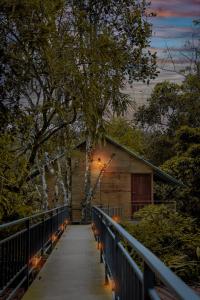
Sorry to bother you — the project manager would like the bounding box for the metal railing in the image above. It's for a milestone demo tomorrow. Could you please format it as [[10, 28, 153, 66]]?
[[92, 206, 200, 300], [132, 201, 176, 214], [0, 205, 69, 300], [96, 206, 124, 219]]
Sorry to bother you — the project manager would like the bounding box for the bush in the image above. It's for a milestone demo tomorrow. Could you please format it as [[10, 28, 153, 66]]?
[[122, 205, 200, 283]]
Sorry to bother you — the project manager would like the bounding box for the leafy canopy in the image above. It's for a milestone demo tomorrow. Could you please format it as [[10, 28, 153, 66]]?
[[123, 205, 200, 283], [106, 117, 145, 154]]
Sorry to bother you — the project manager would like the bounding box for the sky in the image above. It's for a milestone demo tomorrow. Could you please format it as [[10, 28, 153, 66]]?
[[128, 0, 200, 107], [150, 0, 200, 62]]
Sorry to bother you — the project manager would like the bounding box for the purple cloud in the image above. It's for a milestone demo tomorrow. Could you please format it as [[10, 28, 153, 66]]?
[[150, 0, 200, 17], [153, 26, 198, 38]]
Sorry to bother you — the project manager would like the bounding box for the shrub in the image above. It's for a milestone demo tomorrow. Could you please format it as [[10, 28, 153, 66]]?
[[122, 205, 200, 283]]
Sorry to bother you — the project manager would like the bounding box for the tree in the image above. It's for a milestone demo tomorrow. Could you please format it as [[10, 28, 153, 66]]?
[[0, 0, 79, 186], [135, 78, 200, 134], [159, 18, 200, 78], [123, 205, 200, 283], [142, 133, 175, 166], [161, 126, 200, 218], [75, 0, 158, 221], [0, 0, 158, 220], [134, 74, 200, 165], [106, 117, 145, 154]]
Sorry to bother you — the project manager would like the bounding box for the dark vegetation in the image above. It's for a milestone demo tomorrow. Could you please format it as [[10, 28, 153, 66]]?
[[122, 205, 200, 284]]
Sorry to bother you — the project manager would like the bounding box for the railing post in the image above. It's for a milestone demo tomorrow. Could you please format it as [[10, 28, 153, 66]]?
[[57, 208, 59, 230], [100, 240, 103, 263], [26, 219, 30, 289], [99, 214, 103, 264], [41, 215, 45, 255], [50, 211, 53, 250], [143, 262, 155, 300], [114, 234, 120, 300]]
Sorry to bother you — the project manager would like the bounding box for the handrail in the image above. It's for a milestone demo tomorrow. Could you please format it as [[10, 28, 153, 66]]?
[[0, 205, 69, 229], [0, 205, 69, 300], [92, 206, 199, 300]]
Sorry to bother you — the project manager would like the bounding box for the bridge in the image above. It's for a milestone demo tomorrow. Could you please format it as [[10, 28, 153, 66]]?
[[0, 206, 199, 300]]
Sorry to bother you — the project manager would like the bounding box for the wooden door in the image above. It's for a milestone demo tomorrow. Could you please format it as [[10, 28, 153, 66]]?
[[131, 174, 152, 214]]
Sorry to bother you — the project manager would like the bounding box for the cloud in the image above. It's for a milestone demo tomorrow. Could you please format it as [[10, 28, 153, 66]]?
[[153, 26, 198, 39], [150, 0, 200, 17], [155, 9, 200, 18]]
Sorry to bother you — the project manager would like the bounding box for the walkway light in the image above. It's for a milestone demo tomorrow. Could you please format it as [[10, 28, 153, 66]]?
[[64, 219, 69, 225], [94, 229, 99, 236], [60, 224, 64, 231], [110, 279, 116, 291], [31, 256, 42, 268], [98, 242, 104, 251], [112, 215, 120, 223], [52, 234, 57, 243]]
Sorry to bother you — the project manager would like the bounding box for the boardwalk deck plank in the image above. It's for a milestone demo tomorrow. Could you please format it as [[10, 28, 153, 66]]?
[[22, 225, 112, 300]]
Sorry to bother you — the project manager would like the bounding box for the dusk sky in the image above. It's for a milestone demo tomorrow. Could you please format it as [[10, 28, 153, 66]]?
[[150, 0, 200, 61], [128, 0, 200, 107]]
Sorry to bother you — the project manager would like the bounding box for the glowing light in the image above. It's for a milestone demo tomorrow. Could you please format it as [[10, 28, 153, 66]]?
[[94, 229, 99, 236], [93, 157, 104, 170], [31, 256, 42, 268], [99, 242, 104, 251], [52, 234, 57, 243], [97, 158, 102, 166], [110, 279, 116, 291], [60, 224, 64, 231], [64, 219, 69, 225], [112, 215, 120, 223]]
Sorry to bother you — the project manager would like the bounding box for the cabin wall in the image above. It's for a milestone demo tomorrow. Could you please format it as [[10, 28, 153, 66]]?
[[71, 141, 153, 220]]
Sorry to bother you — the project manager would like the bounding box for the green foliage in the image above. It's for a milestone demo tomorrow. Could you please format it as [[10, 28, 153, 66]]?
[[134, 81, 183, 133], [0, 0, 158, 221], [135, 75, 200, 134], [143, 133, 175, 165], [133, 77, 200, 164], [106, 117, 145, 154], [122, 205, 200, 283], [160, 126, 200, 218], [0, 133, 41, 222], [174, 126, 200, 153]]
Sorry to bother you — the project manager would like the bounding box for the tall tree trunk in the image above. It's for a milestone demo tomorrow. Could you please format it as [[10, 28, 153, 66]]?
[[82, 134, 93, 222], [36, 155, 49, 210], [41, 165, 48, 210], [66, 156, 72, 206], [87, 153, 115, 203], [57, 158, 68, 205]]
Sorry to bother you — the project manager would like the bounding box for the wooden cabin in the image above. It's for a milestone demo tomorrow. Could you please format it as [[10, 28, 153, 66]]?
[[71, 137, 181, 221]]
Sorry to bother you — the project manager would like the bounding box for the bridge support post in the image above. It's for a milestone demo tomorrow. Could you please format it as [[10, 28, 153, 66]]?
[[143, 262, 155, 300]]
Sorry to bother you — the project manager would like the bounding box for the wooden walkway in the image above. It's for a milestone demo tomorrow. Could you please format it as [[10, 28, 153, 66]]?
[[22, 225, 112, 300]]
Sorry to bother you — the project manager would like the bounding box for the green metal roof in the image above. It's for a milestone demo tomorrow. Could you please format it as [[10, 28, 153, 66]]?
[[105, 136, 183, 186]]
